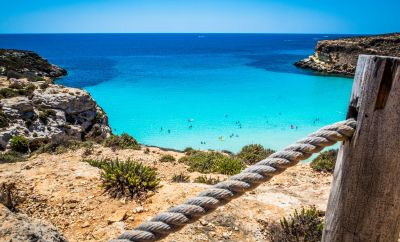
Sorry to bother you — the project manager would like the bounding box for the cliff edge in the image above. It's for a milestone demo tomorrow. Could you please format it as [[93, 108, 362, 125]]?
[[295, 33, 400, 76], [0, 49, 111, 151]]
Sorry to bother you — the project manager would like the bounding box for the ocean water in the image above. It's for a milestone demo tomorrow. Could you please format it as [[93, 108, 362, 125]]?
[[0, 34, 354, 152]]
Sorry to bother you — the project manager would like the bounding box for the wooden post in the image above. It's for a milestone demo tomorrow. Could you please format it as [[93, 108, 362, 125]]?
[[322, 55, 400, 241]]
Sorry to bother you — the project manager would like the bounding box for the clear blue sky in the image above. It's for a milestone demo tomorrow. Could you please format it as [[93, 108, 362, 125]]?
[[1, 0, 399, 34]]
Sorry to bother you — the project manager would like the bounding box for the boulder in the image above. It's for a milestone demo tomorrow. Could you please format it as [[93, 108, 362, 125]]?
[[0, 204, 68, 242]]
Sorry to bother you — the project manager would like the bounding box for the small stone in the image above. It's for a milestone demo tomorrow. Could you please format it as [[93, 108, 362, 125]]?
[[133, 206, 144, 214], [233, 226, 239, 231], [80, 221, 90, 228], [222, 232, 231, 239], [107, 210, 127, 224], [199, 220, 208, 226]]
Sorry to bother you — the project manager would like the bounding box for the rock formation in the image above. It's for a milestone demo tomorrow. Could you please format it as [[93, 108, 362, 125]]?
[[294, 33, 400, 76], [0, 49, 67, 80], [0, 204, 67, 242], [0, 49, 111, 150]]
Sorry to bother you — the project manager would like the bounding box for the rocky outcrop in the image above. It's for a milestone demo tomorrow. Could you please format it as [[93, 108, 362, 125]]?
[[0, 49, 111, 150], [0, 204, 67, 242], [295, 33, 400, 76], [0, 49, 67, 80], [0, 78, 111, 150]]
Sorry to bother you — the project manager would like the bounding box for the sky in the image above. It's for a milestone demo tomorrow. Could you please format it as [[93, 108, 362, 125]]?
[[0, 0, 399, 34]]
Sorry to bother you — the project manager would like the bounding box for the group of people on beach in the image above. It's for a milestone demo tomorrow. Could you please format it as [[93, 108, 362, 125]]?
[[154, 115, 324, 147]]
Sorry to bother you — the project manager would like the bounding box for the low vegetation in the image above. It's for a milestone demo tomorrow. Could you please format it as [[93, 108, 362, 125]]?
[[82, 145, 94, 157], [103, 133, 141, 150], [159, 154, 176, 163], [83, 158, 160, 199], [183, 147, 195, 154], [0, 88, 18, 99], [237, 144, 275, 164], [0, 151, 26, 164], [0, 110, 8, 128], [0, 84, 37, 99], [262, 206, 324, 242], [171, 172, 190, 183], [179, 150, 244, 175], [33, 139, 93, 154], [310, 149, 338, 173], [38, 108, 56, 123], [194, 175, 222, 185], [9, 135, 30, 153]]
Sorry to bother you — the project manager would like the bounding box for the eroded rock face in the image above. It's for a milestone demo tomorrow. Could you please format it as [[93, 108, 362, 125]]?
[[294, 33, 400, 76], [0, 78, 111, 150], [0, 49, 111, 150], [0, 204, 68, 242]]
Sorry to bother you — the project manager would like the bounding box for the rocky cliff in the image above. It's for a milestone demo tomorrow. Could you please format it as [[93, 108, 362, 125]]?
[[295, 33, 400, 76], [0, 49, 111, 151], [0, 49, 67, 80]]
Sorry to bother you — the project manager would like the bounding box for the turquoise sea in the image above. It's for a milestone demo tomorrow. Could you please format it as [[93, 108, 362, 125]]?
[[0, 34, 353, 152]]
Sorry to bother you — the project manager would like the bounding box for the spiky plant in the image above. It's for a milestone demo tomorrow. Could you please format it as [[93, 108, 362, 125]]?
[[84, 159, 160, 198]]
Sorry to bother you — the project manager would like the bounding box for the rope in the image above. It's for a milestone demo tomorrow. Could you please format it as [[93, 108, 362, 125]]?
[[111, 119, 356, 242]]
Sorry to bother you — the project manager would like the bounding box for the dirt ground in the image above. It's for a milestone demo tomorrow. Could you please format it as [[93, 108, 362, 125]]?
[[0, 145, 332, 242]]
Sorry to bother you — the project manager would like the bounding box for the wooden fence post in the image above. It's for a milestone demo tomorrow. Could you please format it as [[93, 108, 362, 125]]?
[[322, 55, 400, 241]]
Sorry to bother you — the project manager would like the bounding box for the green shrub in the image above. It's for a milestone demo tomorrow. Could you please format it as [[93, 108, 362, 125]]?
[[34, 76, 45, 82], [34, 141, 61, 154], [310, 149, 338, 173], [159, 154, 176, 163], [0, 110, 8, 128], [103, 133, 141, 150], [0, 88, 18, 99], [38, 109, 56, 123], [179, 151, 244, 175], [183, 147, 195, 154], [0, 151, 25, 164], [39, 82, 50, 89], [194, 175, 221, 185], [33, 139, 86, 154], [263, 206, 324, 242], [83, 159, 160, 198], [237, 144, 275, 165], [0, 85, 37, 99], [171, 172, 190, 183], [20, 84, 36, 96], [9, 136, 30, 153], [28, 138, 50, 152]]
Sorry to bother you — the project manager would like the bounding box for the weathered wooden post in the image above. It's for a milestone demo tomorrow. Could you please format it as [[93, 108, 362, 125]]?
[[322, 55, 400, 241]]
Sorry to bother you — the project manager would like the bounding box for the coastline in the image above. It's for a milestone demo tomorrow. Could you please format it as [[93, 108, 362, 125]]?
[[294, 33, 400, 76]]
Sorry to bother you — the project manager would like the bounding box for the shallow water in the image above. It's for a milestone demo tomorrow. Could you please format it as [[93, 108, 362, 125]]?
[[0, 34, 353, 151]]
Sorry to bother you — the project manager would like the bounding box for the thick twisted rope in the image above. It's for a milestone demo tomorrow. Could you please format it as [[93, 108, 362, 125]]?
[[111, 119, 356, 242]]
